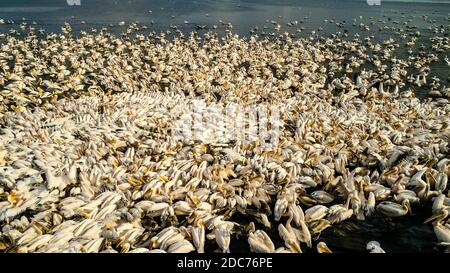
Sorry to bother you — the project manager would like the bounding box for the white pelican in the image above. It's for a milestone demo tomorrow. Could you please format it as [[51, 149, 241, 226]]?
[[286, 205, 311, 248], [424, 209, 450, 245], [278, 211, 303, 253], [128, 248, 151, 253], [214, 223, 231, 253], [190, 219, 205, 253], [432, 194, 447, 214], [274, 197, 289, 221]]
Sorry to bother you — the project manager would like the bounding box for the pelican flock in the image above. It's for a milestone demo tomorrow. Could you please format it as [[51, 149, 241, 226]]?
[[0, 10, 449, 253]]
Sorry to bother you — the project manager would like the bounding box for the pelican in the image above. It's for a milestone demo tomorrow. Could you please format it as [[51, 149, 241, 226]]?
[[214, 223, 232, 253], [166, 239, 195, 253], [367, 241, 386, 253], [432, 194, 447, 214], [190, 219, 205, 253], [365, 192, 376, 216], [444, 57, 450, 67], [326, 205, 352, 225], [288, 205, 312, 248], [304, 205, 328, 222], [278, 211, 302, 253], [128, 248, 151, 253], [274, 197, 288, 221]]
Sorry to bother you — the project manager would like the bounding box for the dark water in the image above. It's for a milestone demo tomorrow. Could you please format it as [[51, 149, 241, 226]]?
[[0, 0, 449, 252], [0, 0, 448, 34]]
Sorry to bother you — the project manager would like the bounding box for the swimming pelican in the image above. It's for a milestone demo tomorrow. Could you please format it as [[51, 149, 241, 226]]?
[[432, 194, 448, 214]]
